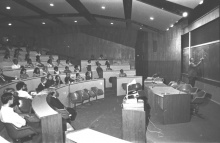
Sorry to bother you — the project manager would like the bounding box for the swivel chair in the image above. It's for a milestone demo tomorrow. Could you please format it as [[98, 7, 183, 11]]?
[[191, 90, 207, 117], [69, 92, 82, 109], [91, 87, 104, 100]]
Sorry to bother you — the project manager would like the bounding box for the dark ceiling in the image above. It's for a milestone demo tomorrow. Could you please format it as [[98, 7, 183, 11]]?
[[0, 0, 217, 32]]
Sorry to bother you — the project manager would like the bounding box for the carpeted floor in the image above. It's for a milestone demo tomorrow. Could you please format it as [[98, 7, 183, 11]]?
[[1, 88, 220, 143]]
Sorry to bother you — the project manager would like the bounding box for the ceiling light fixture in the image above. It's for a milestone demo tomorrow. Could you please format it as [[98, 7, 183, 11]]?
[[101, 6, 106, 10], [140, 27, 142, 29], [199, 0, 203, 4], [166, 28, 169, 31], [50, 3, 54, 7], [6, 6, 11, 10], [42, 22, 46, 25], [110, 22, 114, 25], [170, 24, 174, 27], [150, 17, 154, 20], [8, 23, 12, 26], [182, 12, 188, 17], [74, 20, 77, 23]]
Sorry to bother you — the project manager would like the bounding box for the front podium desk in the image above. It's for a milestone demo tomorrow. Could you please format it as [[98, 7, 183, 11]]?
[[32, 93, 64, 143], [145, 83, 191, 124]]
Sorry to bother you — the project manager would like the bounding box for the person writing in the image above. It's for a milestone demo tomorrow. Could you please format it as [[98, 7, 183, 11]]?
[[188, 57, 204, 87], [119, 69, 127, 77]]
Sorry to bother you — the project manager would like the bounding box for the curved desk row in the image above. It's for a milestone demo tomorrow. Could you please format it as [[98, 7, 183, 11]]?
[[111, 76, 143, 96], [92, 70, 136, 88], [81, 64, 130, 73]]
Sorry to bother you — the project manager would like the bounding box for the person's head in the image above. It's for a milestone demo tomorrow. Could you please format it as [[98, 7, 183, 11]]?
[[55, 75, 61, 81], [54, 66, 58, 71], [16, 81, 26, 91], [47, 59, 52, 64], [13, 59, 18, 65], [74, 65, 78, 69], [41, 77, 47, 84], [20, 68, 27, 74], [88, 60, 91, 63], [1, 92, 14, 105], [42, 66, 48, 72], [27, 58, 32, 64], [120, 69, 124, 74], [33, 67, 40, 74], [56, 59, 60, 64], [65, 66, 69, 70], [0, 68, 3, 74], [66, 59, 70, 64], [100, 54, 103, 58], [47, 74, 53, 80], [76, 73, 80, 78], [190, 58, 194, 63]]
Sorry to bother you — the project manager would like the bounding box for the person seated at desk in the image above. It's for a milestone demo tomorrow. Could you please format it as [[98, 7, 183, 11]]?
[[54, 66, 61, 75], [65, 73, 75, 84], [96, 63, 103, 78], [16, 82, 33, 99], [119, 69, 127, 77], [63, 66, 72, 74], [65, 59, 73, 67], [99, 54, 104, 60], [25, 59, 35, 68], [87, 60, 92, 71], [35, 57, 44, 67], [0, 92, 42, 143], [36, 77, 47, 92], [105, 60, 112, 71], [85, 71, 92, 80], [20, 68, 29, 79], [74, 65, 80, 73], [0, 68, 17, 85], [33, 67, 41, 77], [54, 75, 63, 86], [45, 74, 55, 88], [75, 73, 84, 82], [11, 59, 21, 69], [47, 59, 54, 68], [56, 59, 63, 67], [42, 66, 50, 76], [48, 91, 77, 122]]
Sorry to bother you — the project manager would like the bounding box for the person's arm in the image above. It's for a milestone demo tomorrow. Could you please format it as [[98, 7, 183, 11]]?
[[3, 74, 16, 81], [191, 58, 204, 68], [23, 91, 33, 99]]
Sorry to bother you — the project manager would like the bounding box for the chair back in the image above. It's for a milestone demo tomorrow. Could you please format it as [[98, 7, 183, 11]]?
[[177, 84, 192, 93], [18, 97, 32, 113], [84, 89, 96, 98], [4, 123, 36, 140], [69, 92, 82, 103], [133, 83, 142, 91], [91, 87, 103, 96], [82, 89, 91, 100], [192, 90, 206, 104]]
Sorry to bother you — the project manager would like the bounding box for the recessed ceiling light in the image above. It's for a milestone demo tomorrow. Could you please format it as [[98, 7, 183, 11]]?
[[50, 3, 54, 7], [140, 27, 142, 29], [170, 24, 174, 27], [74, 20, 77, 23], [182, 12, 188, 17], [176, 21, 178, 23], [42, 22, 46, 25], [8, 23, 12, 26], [101, 6, 106, 10], [6, 6, 11, 10], [150, 17, 154, 20], [167, 28, 169, 31], [110, 22, 114, 25], [199, 0, 203, 4]]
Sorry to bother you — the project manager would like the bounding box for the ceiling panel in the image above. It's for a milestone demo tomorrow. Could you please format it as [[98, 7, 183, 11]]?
[[58, 17, 90, 25], [96, 17, 126, 28], [131, 23, 155, 33], [132, 0, 182, 31], [26, 0, 78, 14], [24, 19, 59, 27], [0, 0, 40, 16], [0, 20, 31, 27], [166, 0, 202, 9], [80, 0, 125, 19]]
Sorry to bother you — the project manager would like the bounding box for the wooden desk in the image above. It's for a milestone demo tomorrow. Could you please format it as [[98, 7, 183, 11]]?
[[32, 93, 63, 143], [66, 128, 132, 143], [145, 84, 191, 124], [112, 76, 143, 96]]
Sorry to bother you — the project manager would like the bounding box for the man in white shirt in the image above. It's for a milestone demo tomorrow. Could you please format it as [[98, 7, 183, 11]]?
[[0, 92, 42, 142], [11, 59, 21, 69], [16, 82, 33, 99]]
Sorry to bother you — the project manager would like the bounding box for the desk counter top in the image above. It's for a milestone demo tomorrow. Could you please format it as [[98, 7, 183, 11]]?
[[150, 86, 186, 97]]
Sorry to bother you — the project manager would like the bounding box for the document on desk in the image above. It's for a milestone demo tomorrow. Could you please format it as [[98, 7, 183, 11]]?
[[151, 86, 184, 97]]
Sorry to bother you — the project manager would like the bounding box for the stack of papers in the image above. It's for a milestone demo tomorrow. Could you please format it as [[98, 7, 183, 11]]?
[[122, 99, 144, 111]]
